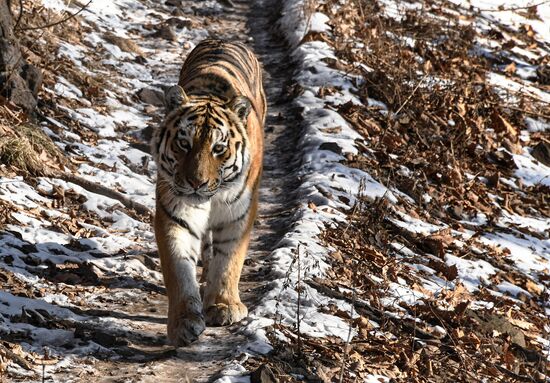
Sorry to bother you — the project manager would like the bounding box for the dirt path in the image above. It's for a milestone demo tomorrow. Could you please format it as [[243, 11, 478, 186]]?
[[5, 0, 550, 382], [52, 0, 299, 381]]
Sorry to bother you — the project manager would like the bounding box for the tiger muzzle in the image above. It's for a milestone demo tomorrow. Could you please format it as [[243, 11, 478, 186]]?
[[187, 177, 209, 191], [173, 171, 220, 200]]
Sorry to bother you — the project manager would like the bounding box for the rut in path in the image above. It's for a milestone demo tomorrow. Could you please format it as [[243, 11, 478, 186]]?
[[58, 0, 303, 381]]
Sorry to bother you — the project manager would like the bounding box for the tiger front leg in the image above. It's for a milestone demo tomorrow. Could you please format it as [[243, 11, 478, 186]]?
[[203, 225, 251, 326], [156, 216, 206, 346], [199, 230, 213, 298], [200, 230, 213, 282]]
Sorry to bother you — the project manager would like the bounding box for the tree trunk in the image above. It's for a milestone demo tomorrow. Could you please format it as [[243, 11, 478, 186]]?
[[0, 0, 41, 113]]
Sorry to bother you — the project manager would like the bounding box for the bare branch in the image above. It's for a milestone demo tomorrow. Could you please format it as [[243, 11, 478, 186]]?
[[15, 0, 92, 31], [476, 0, 550, 12]]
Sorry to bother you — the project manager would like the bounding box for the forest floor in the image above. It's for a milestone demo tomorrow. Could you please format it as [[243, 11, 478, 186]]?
[[0, 0, 549, 382]]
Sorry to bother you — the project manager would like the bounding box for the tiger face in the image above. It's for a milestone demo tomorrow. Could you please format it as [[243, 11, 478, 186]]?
[[154, 85, 252, 203]]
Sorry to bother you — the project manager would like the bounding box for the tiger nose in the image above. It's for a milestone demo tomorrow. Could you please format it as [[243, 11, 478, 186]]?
[[187, 177, 208, 190]]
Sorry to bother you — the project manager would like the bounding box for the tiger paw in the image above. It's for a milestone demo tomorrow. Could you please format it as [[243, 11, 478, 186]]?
[[167, 313, 205, 346], [204, 302, 248, 326]]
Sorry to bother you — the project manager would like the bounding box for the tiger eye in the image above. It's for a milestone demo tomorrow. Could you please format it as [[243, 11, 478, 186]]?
[[177, 140, 190, 152], [152, 39, 265, 346], [213, 144, 226, 155]]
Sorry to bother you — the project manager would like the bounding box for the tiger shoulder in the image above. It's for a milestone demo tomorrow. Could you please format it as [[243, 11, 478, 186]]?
[[151, 39, 266, 346]]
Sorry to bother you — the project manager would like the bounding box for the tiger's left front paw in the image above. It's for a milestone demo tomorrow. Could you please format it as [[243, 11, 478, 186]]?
[[204, 302, 248, 326]]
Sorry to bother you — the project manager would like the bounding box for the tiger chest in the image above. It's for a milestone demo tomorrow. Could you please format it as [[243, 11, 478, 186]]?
[[208, 180, 252, 232]]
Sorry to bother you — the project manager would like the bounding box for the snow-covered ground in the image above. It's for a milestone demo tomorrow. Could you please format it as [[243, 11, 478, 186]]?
[[0, 0, 549, 380], [227, 0, 550, 380], [1, 0, 212, 378]]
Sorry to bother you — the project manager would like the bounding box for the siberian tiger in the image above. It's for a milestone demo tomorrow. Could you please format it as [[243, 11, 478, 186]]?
[[151, 39, 266, 346]]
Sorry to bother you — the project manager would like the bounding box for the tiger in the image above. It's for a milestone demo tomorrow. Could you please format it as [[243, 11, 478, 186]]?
[[151, 39, 266, 347]]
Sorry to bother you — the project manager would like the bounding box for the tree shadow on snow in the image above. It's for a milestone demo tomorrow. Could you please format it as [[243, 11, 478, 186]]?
[[0, 230, 196, 363]]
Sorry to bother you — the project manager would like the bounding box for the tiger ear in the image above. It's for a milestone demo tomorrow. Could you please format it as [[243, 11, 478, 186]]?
[[228, 96, 251, 121], [165, 85, 188, 111]]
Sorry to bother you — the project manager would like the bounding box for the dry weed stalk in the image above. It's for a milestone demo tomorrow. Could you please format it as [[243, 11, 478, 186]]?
[[296, 244, 303, 355], [338, 289, 355, 383]]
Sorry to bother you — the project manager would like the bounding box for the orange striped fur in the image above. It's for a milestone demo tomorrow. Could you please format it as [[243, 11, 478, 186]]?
[[151, 39, 265, 346]]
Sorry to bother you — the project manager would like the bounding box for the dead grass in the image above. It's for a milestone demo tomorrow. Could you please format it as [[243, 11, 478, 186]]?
[[322, 0, 550, 221], [250, 0, 550, 381], [0, 122, 65, 176], [319, 195, 549, 382]]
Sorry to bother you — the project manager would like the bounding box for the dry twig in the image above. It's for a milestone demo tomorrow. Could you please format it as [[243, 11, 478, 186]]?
[[476, 0, 550, 12], [15, 0, 92, 31]]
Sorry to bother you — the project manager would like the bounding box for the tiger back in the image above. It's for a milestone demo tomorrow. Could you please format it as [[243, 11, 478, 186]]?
[[179, 39, 266, 123], [152, 39, 265, 347]]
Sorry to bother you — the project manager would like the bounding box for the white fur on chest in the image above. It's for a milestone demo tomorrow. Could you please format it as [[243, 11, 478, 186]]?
[[210, 182, 250, 227], [170, 198, 211, 235], [160, 172, 250, 236]]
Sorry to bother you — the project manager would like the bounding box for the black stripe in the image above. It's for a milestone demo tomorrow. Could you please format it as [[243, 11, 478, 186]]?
[[212, 237, 239, 245], [220, 107, 247, 168], [156, 127, 168, 155], [213, 64, 235, 78], [161, 164, 173, 176], [213, 247, 230, 257], [227, 169, 250, 204], [223, 142, 241, 176], [216, 65, 239, 82], [160, 203, 199, 239], [211, 115, 224, 126], [237, 124, 246, 163], [185, 250, 199, 263], [224, 141, 246, 183], [221, 57, 247, 78], [227, 43, 254, 71], [157, 106, 192, 154], [212, 209, 249, 232]]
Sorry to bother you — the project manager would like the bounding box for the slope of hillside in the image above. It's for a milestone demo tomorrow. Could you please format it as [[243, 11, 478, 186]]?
[[240, 0, 549, 381], [0, 0, 548, 382]]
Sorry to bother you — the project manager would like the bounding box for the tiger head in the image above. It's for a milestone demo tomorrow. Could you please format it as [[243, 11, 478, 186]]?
[[153, 85, 252, 203]]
